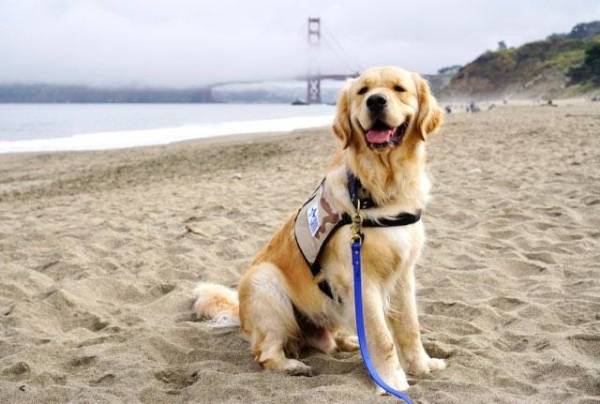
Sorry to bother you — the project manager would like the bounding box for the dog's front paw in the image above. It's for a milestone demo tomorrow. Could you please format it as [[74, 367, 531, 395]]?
[[407, 353, 446, 376], [374, 371, 409, 395], [427, 357, 446, 372]]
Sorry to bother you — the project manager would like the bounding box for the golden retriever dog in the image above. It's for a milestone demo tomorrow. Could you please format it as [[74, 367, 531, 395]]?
[[193, 66, 446, 394]]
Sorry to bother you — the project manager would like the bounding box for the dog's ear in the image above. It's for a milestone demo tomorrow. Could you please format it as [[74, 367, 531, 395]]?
[[412, 73, 443, 140], [332, 81, 353, 149]]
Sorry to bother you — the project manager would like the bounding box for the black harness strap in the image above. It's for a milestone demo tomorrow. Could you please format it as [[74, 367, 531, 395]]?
[[341, 211, 421, 228], [307, 171, 421, 301], [317, 280, 336, 300]]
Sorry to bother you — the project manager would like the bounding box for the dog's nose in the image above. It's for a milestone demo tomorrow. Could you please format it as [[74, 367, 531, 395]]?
[[366, 94, 387, 113]]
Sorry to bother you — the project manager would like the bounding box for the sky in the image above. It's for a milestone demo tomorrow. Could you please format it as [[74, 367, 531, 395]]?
[[1, 0, 599, 87]]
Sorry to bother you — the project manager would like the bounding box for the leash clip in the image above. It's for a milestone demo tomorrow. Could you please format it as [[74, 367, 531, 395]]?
[[351, 199, 363, 244]]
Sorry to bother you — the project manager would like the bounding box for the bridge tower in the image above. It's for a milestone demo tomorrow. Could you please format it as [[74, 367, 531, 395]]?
[[306, 17, 321, 104]]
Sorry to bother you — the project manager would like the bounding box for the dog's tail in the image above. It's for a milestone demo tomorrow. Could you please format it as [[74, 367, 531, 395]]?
[[192, 283, 240, 328]]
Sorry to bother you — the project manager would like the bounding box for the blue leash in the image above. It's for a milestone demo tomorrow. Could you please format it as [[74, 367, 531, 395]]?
[[352, 240, 413, 403]]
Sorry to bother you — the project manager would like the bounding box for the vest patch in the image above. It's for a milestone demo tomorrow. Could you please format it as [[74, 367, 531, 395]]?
[[306, 198, 320, 237]]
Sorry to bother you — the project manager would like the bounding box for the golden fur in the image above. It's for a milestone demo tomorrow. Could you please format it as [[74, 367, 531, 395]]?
[[193, 66, 446, 393]]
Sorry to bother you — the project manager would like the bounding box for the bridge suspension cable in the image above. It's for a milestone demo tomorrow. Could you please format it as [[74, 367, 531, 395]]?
[[322, 26, 363, 74]]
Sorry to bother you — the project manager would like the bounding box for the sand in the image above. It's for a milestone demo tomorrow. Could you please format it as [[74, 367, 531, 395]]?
[[1, 104, 599, 404]]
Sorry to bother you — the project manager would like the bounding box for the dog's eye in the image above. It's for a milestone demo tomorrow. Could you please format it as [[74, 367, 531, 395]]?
[[394, 84, 405, 92], [357, 87, 368, 95]]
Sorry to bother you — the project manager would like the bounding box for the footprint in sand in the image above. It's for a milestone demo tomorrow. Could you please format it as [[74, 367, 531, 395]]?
[[90, 373, 116, 386], [488, 229, 519, 240], [568, 334, 600, 361], [67, 355, 97, 369], [424, 301, 483, 321], [496, 259, 546, 277], [488, 296, 526, 312], [524, 252, 556, 265], [154, 367, 200, 389], [493, 333, 530, 353], [43, 290, 110, 332], [1, 362, 31, 379], [532, 221, 556, 231]]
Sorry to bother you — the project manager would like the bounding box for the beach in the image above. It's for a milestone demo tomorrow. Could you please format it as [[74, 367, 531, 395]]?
[[1, 104, 599, 403]]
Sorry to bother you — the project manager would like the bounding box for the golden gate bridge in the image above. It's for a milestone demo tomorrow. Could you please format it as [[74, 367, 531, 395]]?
[[205, 17, 360, 104]]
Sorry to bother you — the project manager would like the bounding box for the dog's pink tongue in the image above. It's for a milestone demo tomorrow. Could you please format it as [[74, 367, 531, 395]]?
[[366, 128, 394, 144]]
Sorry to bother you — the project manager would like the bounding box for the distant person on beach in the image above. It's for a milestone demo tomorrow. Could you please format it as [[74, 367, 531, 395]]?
[[468, 101, 480, 113]]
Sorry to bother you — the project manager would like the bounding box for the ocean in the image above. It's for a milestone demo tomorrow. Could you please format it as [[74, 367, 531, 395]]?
[[0, 103, 335, 153]]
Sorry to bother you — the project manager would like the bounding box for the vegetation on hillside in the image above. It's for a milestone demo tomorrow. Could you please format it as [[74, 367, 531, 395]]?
[[568, 43, 600, 85], [442, 21, 600, 99]]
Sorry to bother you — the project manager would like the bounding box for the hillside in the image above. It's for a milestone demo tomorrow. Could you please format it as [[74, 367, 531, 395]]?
[[441, 21, 600, 100]]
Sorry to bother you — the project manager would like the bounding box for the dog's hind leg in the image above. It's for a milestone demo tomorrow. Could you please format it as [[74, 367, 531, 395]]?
[[238, 262, 312, 376]]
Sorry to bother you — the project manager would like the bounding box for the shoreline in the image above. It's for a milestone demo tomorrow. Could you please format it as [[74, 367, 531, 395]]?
[[2, 99, 596, 155], [3, 99, 597, 156]]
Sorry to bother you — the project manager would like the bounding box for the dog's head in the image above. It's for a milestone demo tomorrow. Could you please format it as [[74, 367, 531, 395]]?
[[333, 66, 443, 152]]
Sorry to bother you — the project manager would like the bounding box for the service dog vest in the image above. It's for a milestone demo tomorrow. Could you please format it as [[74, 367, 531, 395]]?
[[294, 180, 345, 269]]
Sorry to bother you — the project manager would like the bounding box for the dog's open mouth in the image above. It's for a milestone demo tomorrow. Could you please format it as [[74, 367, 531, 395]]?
[[365, 120, 408, 149]]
